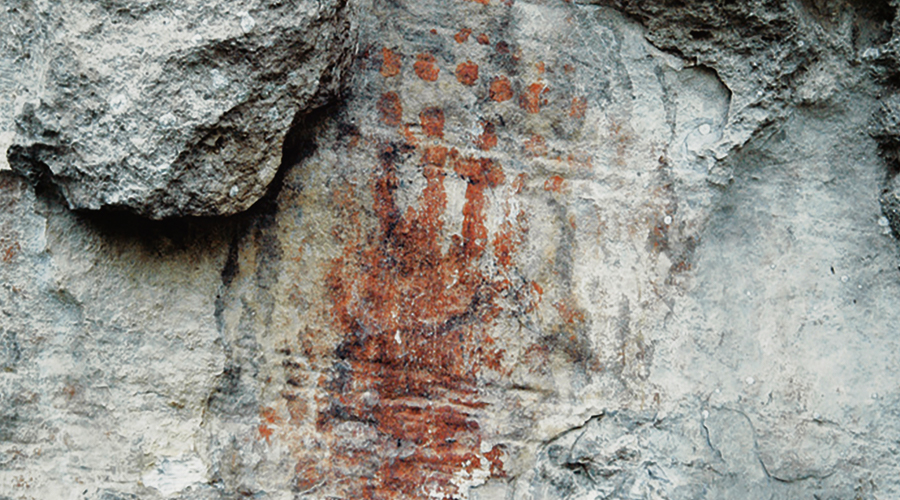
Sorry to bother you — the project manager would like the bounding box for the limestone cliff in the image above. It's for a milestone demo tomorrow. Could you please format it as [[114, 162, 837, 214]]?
[[2, 0, 900, 499]]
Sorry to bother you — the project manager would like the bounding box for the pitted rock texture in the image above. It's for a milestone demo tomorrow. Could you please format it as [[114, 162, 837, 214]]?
[[2, 0, 355, 218], [2, 0, 900, 499]]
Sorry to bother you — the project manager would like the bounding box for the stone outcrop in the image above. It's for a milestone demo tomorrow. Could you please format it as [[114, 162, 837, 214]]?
[[2, 0, 355, 218], [2, 0, 900, 499]]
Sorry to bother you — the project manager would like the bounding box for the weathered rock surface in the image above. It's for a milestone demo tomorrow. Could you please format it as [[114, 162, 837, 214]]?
[[2, 0, 355, 218], [3, 0, 900, 499]]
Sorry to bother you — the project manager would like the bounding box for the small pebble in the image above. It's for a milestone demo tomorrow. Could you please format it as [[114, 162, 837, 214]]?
[[239, 12, 256, 33]]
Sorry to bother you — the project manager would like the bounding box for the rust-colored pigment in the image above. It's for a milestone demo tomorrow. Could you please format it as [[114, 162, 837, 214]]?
[[519, 83, 547, 114], [476, 33, 490, 45], [381, 47, 402, 78], [489, 76, 513, 102], [524, 134, 547, 157], [314, 128, 524, 497], [414, 53, 440, 81], [544, 175, 566, 193], [476, 121, 498, 151], [570, 96, 587, 118], [378, 92, 403, 126], [455, 28, 472, 43], [456, 61, 479, 86], [419, 107, 446, 138]]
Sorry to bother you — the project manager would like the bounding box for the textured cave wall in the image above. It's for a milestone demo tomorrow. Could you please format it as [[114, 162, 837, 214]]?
[[3, 0, 900, 499]]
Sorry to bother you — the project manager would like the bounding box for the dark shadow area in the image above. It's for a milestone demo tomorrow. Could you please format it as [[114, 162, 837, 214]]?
[[44, 99, 342, 256]]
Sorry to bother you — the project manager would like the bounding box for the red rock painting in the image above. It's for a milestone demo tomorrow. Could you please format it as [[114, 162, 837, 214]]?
[[489, 76, 513, 102], [309, 92, 531, 496], [456, 61, 479, 86], [414, 53, 440, 81], [381, 48, 402, 78]]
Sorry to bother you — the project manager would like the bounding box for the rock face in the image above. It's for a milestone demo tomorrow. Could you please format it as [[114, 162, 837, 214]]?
[[2, 0, 900, 499], [2, 0, 355, 218]]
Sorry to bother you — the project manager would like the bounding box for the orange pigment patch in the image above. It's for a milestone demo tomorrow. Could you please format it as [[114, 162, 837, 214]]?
[[476, 121, 498, 151], [536, 61, 545, 74], [414, 53, 440, 81], [456, 61, 479, 86], [570, 96, 587, 118], [476, 33, 490, 45], [258, 424, 273, 443], [489, 76, 513, 102], [419, 107, 445, 138], [544, 175, 566, 193], [519, 83, 548, 114], [455, 28, 472, 43], [377, 92, 403, 126], [380, 48, 402, 78]]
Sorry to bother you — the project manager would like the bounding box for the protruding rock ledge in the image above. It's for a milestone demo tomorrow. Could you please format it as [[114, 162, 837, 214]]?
[[4, 0, 356, 219]]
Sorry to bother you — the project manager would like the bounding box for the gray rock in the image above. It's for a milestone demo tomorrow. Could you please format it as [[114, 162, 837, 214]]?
[[3, 0, 355, 218], [2, 0, 900, 498]]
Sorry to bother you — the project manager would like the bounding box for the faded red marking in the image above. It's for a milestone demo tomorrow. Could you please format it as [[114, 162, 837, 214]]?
[[456, 60, 479, 86], [554, 298, 586, 324], [570, 96, 587, 118], [495, 41, 510, 54], [476, 33, 490, 45], [544, 175, 566, 193], [381, 47, 402, 78], [492, 207, 527, 269], [378, 92, 403, 126], [430, 28, 438, 34], [563, 63, 576, 74], [476, 121, 498, 151], [465, 0, 490, 4], [519, 83, 548, 114], [414, 53, 440, 81], [524, 134, 547, 156], [489, 76, 513, 102], [419, 107, 445, 138], [536, 61, 545, 74], [455, 28, 472, 43], [258, 424, 273, 443], [260, 406, 280, 424], [512, 173, 527, 194], [402, 124, 419, 146], [484, 445, 507, 477], [567, 151, 593, 171], [1, 242, 19, 263]]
